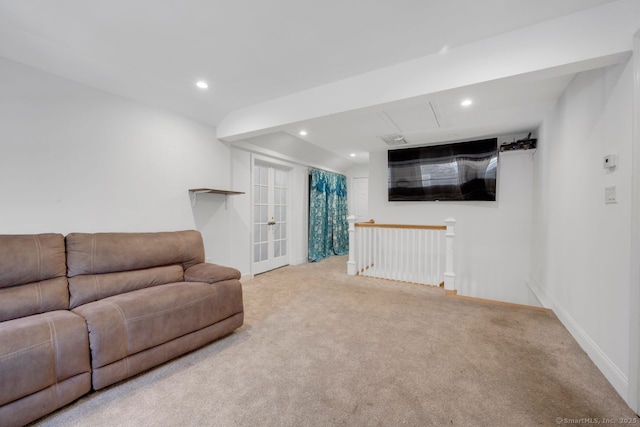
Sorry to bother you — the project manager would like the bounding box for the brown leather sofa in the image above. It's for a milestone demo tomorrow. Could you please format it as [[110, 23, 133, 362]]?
[[0, 234, 92, 427], [0, 230, 244, 427]]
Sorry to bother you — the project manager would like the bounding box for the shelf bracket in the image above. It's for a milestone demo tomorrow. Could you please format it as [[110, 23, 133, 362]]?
[[189, 190, 209, 208]]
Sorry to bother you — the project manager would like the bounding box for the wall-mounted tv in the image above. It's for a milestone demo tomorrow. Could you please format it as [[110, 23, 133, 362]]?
[[388, 138, 498, 201]]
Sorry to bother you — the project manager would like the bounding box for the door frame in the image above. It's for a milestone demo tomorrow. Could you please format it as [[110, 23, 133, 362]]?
[[251, 154, 293, 275]]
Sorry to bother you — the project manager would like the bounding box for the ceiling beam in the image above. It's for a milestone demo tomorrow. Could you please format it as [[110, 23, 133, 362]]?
[[217, 0, 639, 142]]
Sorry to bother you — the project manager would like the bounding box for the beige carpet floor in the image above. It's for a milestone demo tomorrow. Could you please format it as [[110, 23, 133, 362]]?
[[32, 255, 636, 426]]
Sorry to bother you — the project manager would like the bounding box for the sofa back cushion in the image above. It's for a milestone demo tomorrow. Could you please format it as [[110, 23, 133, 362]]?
[[68, 265, 184, 309], [0, 234, 69, 322], [66, 230, 205, 308]]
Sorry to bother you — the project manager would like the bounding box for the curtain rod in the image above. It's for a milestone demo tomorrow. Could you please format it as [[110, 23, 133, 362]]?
[[308, 167, 346, 178]]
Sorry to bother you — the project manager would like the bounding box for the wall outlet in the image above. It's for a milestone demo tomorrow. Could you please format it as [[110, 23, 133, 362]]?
[[605, 186, 617, 204]]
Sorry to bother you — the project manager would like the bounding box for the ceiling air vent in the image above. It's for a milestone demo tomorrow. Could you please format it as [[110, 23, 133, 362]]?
[[380, 134, 408, 146]]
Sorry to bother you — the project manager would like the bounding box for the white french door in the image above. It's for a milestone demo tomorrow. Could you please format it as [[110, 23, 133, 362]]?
[[252, 161, 290, 274]]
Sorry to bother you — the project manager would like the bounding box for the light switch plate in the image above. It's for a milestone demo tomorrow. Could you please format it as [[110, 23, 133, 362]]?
[[605, 186, 617, 204]]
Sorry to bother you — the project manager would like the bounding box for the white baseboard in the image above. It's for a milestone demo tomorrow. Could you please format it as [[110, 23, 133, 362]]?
[[527, 278, 628, 400], [291, 257, 308, 266]]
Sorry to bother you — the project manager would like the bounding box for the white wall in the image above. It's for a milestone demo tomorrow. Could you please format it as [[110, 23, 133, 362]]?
[[368, 135, 538, 306], [0, 57, 233, 266], [531, 60, 633, 400], [229, 149, 253, 276], [629, 30, 640, 414]]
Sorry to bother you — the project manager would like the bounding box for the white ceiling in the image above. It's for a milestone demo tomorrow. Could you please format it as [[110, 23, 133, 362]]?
[[279, 72, 576, 162], [0, 0, 624, 166]]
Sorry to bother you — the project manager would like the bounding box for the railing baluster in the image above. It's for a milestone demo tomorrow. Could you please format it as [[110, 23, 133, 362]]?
[[368, 227, 372, 275], [358, 225, 363, 275], [387, 228, 391, 280], [349, 219, 455, 291], [359, 226, 364, 275], [384, 228, 389, 280], [399, 229, 404, 282], [422, 230, 427, 285], [365, 227, 369, 275], [410, 229, 413, 282], [429, 230, 434, 285], [436, 230, 440, 284], [400, 228, 404, 282], [393, 228, 399, 281], [379, 228, 384, 279], [396, 229, 400, 282], [347, 215, 356, 275], [368, 227, 373, 275], [416, 229, 421, 284], [406, 228, 410, 282], [423, 230, 428, 285], [375, 228, 380, 278], [413, 229, 417, 283], [428, 230, 432, 284], [410, 229, 414, 283], [400, 229, 404, 282], [378, 228, 382, 279], [420, 230, 425, 284], [444, 218, 456, 291], [389, 228, 393, 280], [371, 227, 376, 277], [424, 230, 428, 285], [374, 228, 382, 280]]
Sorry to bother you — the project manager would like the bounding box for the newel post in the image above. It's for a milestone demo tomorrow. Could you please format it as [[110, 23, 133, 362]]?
[[347, 215, 356, 275], [444, 218, 456, 291]]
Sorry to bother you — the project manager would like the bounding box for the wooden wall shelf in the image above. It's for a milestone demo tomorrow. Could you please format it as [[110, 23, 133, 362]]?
[[188, 188, 245, 207]]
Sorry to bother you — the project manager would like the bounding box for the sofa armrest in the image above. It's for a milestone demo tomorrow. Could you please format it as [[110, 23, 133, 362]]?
[[184, 263, 241, 284]]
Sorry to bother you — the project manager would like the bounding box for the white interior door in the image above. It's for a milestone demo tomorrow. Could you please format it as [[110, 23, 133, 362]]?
[[252, 162, 289, 274], [352, 177, 369, 222]]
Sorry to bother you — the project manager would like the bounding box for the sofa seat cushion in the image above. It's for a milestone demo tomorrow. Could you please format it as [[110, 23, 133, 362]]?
[[72, 280, 243, 369], [0, 310, 91, 407]]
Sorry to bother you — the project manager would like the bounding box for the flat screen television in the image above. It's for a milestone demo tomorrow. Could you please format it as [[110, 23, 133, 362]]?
[[388, 138, 498, 201]]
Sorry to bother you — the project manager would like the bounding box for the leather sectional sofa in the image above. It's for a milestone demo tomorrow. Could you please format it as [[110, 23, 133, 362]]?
[[0, 230, 244, 427]]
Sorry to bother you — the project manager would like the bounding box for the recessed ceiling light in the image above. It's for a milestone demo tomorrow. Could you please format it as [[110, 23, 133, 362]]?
[[461, 99, 473, 107], [299, 130, 307, 136], [196, 81, 208, 89], [350, 153, 356, 157]]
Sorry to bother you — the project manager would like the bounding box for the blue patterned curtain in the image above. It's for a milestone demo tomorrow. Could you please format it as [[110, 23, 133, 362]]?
[[309, 169, 349, 262]]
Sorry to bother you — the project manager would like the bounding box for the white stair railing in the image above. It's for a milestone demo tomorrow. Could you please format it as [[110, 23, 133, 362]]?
[[347, 216, 456, 290]]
